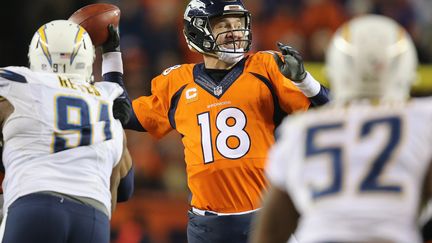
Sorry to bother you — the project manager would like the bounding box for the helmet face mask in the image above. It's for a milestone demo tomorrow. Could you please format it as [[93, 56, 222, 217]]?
[[325, 15, 418, 102], [211, 15, 251, 53], [28, 20, 95, 83], [183, 0, 252, 58]]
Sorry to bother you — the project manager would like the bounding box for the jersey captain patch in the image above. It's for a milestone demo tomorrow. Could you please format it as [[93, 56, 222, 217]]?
[[185, 87, 198, 103]]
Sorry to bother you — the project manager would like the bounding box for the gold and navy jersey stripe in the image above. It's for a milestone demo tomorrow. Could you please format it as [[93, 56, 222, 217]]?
[[0, 68, 27, 83]]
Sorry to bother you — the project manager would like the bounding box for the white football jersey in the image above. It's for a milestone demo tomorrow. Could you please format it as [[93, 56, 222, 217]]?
[[0, 66, 124, 217], [267, 99, 432, 243]]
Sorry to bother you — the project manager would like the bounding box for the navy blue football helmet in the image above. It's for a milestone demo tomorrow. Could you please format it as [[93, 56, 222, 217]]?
[[183, 0, 252, 55]]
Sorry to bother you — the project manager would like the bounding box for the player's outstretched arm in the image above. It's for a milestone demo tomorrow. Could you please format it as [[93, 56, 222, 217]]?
[[250, 185, 299, 243], [101, 25, 133, 126], [110, 132, 133, 213], [272, 43, 330, 107]]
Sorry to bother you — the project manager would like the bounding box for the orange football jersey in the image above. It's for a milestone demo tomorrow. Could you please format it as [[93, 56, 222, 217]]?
[[132, 51, 311, 213]]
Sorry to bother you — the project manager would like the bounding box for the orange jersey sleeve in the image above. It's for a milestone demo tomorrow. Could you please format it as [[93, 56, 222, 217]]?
[[248, 51, 311, 114], [132, 65, 194, 139]]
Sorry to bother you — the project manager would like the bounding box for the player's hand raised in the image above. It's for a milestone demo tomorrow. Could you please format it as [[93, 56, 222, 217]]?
[[272, 42, 306, 83], [102, 24, 120, 53], [113, 96, 131, 126]]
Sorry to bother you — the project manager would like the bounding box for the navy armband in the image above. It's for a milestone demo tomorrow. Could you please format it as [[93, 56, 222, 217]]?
[[117, 166, 134, 202], [308, 85, 330, 107]]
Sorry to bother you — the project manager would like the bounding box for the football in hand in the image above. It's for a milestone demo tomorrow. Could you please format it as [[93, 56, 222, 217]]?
[[68, 3, 120, 46]]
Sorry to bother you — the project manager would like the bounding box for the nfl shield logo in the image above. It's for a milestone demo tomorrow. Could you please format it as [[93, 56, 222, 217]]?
[[213, 86, 223, 96]]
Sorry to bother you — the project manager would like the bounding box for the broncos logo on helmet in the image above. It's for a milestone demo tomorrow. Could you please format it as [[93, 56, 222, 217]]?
[[184, 0, 206, 19]]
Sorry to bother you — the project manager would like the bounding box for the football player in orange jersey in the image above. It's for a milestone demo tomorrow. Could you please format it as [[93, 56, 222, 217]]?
[[115, 0, 330, 242]]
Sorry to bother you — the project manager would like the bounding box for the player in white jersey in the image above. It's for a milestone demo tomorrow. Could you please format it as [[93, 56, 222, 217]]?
[[250, 15, 432, 243], [0, 20, 133, 243]]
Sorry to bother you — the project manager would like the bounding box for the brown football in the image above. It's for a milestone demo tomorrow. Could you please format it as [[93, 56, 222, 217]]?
[[68, 3, 120, 46]]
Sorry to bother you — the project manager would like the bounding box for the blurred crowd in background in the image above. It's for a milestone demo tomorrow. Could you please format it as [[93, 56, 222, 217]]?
[[1, 0, 432, 242]]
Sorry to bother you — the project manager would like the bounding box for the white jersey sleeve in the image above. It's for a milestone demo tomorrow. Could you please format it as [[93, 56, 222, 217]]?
[[0, 66, 30, 98], [94, 81, 123, 101]]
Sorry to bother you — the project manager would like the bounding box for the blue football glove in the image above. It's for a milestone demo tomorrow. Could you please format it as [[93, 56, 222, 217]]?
[[272, 42, 306, 82]]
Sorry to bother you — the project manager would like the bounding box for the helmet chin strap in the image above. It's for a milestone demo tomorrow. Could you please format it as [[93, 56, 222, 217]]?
[[217, 47, 245, 65]]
